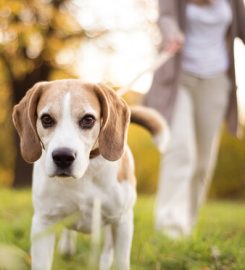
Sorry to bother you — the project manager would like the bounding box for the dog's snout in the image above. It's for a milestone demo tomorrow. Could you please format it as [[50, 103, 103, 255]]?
[[52, 148, 76, 169]]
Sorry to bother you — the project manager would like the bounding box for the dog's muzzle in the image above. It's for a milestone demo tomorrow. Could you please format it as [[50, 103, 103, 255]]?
[[52, 148, 76, 177]]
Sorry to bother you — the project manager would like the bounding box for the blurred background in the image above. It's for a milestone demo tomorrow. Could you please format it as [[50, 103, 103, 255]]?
[[0, 0, 245, 199]]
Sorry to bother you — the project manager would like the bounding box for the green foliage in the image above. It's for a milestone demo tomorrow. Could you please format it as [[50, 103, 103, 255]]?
[[0, 189, 244, 270], [210, 127, 245, 199], [132, 196, 245, 270]]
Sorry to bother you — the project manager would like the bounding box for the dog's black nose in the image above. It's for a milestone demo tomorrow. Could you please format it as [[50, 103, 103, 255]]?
[[52, 148, 76, 169]]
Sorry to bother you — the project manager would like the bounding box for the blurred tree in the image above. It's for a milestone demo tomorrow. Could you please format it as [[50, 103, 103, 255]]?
[[0, 0, 104, 187]]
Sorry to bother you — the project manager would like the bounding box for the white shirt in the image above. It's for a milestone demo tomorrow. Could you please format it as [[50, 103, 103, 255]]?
[[182, 0, 232, 78]]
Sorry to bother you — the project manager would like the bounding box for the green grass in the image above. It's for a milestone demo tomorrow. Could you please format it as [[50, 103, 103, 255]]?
[[0, 189, 244, 270]]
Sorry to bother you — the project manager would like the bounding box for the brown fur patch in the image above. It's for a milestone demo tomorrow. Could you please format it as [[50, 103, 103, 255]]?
[[12, 82, 46, 163], [93, 83, 130, 161], [117, 148, 136, 186]]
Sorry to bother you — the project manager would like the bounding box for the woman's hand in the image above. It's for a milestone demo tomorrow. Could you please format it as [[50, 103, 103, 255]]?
[[163, 32, 185, 54], [159, 16, 185, 54]]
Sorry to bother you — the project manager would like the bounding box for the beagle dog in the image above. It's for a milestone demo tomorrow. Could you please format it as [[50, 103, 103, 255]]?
[[12, 80, 169, 270]]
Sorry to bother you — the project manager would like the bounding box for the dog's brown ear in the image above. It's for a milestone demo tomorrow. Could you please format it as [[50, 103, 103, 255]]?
[[94, 83, 130, 161], [12, 82, 45, 163]]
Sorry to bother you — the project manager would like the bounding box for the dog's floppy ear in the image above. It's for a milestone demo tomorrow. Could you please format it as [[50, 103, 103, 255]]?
[[94, 83, 130, 161], [12, 82, 46, 163]]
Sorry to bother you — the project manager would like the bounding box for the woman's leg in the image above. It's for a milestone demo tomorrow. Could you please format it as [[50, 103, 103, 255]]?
[[155, 86, 196, 238], [190, 73, 231, 225]]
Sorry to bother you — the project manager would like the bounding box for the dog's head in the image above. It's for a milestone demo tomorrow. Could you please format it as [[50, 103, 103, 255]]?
[[12, 80, 130, 179]]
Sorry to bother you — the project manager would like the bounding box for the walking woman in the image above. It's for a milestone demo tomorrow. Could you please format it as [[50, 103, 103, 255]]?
[[144, 0, 245, 238]]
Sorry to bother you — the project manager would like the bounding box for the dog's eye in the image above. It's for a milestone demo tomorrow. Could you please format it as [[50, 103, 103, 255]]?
[[79, 114, 96, 129], [41, 114, 55, 128]]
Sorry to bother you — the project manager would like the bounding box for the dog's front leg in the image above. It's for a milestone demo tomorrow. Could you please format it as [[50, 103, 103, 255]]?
[[100, 225, 114, 270], [31, 214, 56, 270], [112, 210, 134, 270]]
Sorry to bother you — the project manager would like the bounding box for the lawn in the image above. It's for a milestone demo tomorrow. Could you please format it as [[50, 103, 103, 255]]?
[[0, 189, 244, 270]]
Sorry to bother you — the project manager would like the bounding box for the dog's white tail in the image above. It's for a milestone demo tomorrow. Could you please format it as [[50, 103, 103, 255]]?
[[130, 106, 170, 153]]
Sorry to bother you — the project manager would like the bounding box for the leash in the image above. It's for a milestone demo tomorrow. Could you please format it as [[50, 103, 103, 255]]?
[[116, 51, 174, 97]]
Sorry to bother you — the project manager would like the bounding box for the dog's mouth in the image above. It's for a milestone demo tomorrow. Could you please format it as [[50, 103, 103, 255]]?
[[57, 172, 71, 177], [49, 169, 75, 179]]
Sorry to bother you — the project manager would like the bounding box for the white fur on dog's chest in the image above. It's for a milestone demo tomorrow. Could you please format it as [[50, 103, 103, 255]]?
[[33, 157, 136, 233], [74, 181, 134, 233]]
